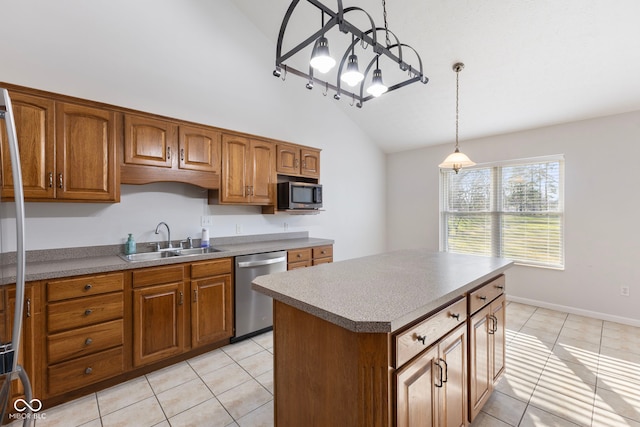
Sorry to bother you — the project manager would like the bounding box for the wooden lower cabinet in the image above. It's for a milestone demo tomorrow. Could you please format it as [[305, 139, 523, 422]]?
[[287, 245, 333, 270], [468, 281, 506, 422], [133, 283, 185, 367], [190, 259, 233, 348]]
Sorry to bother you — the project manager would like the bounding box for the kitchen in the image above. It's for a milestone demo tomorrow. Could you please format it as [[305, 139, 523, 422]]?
[[1, 0, 639, 426]]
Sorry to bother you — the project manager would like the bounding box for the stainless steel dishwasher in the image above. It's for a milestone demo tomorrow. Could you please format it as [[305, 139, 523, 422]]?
[[233, 250, 287, 342]]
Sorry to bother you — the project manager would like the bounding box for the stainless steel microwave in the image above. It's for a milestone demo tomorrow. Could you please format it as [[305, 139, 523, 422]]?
[[277, 182, 322, 210]]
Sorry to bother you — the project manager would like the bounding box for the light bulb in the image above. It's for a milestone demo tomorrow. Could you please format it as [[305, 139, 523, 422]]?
[[340, 54, 364, 87], [309, 37, 336, 74], [366, 69, 388, 97]]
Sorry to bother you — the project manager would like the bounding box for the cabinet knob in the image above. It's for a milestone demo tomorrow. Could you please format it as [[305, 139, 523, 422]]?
[[84, 309, 93, 316], [85, 338, 93, 346], [85, 367, 93, 375], [450, 313, 460, 321], [321, 250, 326, 254], [416, 334, 427, 345], [84, 284, 92, 291], [297, 254, 302, 258]]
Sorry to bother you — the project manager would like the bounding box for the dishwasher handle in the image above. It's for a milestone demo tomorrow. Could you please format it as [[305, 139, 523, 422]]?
[[237, 256, 287, 268]]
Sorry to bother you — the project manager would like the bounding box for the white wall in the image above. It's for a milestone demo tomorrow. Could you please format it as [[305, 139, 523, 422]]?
[[0, 0, 387, 261], [388, 111, 640, 324]]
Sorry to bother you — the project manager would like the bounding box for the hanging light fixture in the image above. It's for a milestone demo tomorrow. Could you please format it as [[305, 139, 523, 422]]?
[[366, 57, 388, 97], [273, 0, 429, 107], [439, 62, 476, 174], [309, 12, 336, 74]]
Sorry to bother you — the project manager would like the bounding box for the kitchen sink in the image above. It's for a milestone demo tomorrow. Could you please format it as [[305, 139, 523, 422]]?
[[120, 246, 224, 262]]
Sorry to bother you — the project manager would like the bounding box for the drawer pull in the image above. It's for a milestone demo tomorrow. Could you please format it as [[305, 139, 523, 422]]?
[[416, 334, 427, 345], [85, 367, 93, 375], [321, 250, 326, 254], [84, 284, 92, 291], [84, 309, 93, 316], [85, 338, 93, 346], [297, 254, 302, 258], [496, 285, 504, 290], [450, 313, 460, 321], [478, 296, 487, 301]]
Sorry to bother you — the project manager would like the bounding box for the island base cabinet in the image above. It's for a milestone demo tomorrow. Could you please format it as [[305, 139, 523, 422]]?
[[468, 293, 506, 422], [273, 301, 390, 427], [396, 324, 467, 427]]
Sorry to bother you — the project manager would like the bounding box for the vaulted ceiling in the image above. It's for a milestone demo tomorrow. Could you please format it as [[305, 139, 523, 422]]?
[[234, 0, 640, 153]]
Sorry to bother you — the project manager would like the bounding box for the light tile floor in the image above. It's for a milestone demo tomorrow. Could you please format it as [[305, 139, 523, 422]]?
[[12, 302, 640, 427]]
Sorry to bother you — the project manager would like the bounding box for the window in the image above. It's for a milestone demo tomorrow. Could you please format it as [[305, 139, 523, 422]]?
[[440, 156, 564, 269]]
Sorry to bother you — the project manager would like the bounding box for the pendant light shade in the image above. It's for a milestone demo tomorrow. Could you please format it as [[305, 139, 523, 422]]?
[[366, 57, 388, 97], [310, 36, 336, 74], [340, 54, 365, 87], [439, 62, 475, 174]]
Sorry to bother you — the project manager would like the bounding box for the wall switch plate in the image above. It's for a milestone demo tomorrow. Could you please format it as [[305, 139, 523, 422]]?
[[236, 224, 243, 234], [621, 286, 630, 297], [201, 215, 214, 227]]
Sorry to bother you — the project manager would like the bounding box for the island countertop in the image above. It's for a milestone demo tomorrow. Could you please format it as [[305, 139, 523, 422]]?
[[252, 249, 513, 333]]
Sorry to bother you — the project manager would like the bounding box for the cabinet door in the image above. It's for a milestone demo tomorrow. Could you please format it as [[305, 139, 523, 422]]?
[[221, 134, 250, 203], [124, 114, 177, 168], [0, 93, 55, 199], [249, 139, 274, 205], [191, 274, 232, 348], [491, 295, 506, 382], [300, 147, 320, 178], [133, 283, 184, 367], [179, 125, 221, 173], [55, 102, 119, 201], [276, 143, 300, 176], [468, 305, 492, 422], [396, 345, 439, 427], [439, 324, 467, 427]]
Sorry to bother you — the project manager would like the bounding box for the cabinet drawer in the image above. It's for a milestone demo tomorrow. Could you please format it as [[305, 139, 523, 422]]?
[[288, 260, 311, 270], [312, 245, 333, 260], [47, 273, 124, 302], [47, 293, 123, 333], [47, 319, 124, 364], [469, 275, 505, 315], [47, 346, 124, 396], [191, 258, 232, 279], [288, 248, 311, 263], [312, 257, 332, 266], [395, 297, 467, 368], [132, 264, 184, 288]]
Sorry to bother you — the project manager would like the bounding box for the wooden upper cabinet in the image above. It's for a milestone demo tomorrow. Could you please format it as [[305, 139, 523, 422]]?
[[124, 114, 177, 168], [220, 134, 274, 205], [179, 125, 221, 174], [1, 92, 55, 199], [276, 143, 320, 179], [56, 102, 120, 201]]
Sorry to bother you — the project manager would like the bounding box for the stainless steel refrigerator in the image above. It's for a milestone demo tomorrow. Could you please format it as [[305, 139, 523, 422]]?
[[0, 88, 34, 426]]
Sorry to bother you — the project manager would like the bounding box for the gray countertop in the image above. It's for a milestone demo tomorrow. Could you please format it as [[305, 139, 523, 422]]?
[[252, 249, 513, 334], [0, 232, 333, 285]]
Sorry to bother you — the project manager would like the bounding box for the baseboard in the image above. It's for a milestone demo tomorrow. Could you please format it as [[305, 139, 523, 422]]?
[[506, 295, 640, 327]]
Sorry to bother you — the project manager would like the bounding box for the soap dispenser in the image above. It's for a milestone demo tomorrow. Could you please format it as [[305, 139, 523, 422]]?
[[125, 234, 136, 255], [201, 228, 210, 248]]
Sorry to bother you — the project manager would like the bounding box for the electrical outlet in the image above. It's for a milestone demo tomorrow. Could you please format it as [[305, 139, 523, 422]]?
[[284, 222, 289, 231], [236, 224, 243, 234], [201, 215, 213, 227], [620, 286, 630, 297]]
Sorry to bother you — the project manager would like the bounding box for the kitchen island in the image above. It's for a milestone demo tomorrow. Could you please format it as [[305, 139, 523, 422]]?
[[253, 249, 513, 427]]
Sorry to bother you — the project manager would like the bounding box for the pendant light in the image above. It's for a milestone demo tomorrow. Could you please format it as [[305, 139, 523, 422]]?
[[439, 62, 475, 173], [309, 12, 336, 74], [340, 36, 364, 87], [366, 57, 388, 97]]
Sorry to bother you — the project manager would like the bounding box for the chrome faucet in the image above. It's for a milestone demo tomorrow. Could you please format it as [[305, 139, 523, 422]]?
[[155, 222, 172, 249]]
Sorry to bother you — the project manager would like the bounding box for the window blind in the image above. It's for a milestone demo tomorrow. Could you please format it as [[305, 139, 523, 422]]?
[[440, 158, 564, 269]]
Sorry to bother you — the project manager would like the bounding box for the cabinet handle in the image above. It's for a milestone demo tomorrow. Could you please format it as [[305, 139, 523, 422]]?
[[48, 172, 53, 188], [193, 289, 198, 303], [302, 160, 306, 169], [58, 173, 63, 189], [435, 361, 444, 388], [166, 147, 171, 160], [84, 284, 92, 291], [297, 254, 302, 258], [179, 291, 184, 305], [26, 298, 31, 318], [450, 313, 460, 321], [180, 148, 185, 162], [85, 338, 93, 346], [440, 358, 448, 383], [85, 367, 93, 375], [416, 334, 427, 345], [488, 315, 497, 334], [496, 285, 504, 290], [492, 314, 499, 333], [478, 295, 487, 301], [84, 309, 93, 316]]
